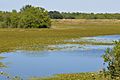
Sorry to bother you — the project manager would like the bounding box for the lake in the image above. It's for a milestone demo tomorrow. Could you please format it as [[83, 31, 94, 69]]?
[[0, 35, 120, 80]]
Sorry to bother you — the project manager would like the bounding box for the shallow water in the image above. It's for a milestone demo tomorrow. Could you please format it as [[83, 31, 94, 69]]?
[[65, 35, 120, 43], [0, 35, 120, 79], [0, 45, 112, 79], [47, 44, 113, 51]]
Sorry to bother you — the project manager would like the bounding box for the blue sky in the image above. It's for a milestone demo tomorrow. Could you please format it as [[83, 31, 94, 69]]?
[[0, 0, 120, 13]]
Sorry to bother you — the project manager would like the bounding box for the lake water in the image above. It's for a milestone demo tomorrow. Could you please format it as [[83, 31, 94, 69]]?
[[65, 35, 120, 43], [0, 35, 120, 79]]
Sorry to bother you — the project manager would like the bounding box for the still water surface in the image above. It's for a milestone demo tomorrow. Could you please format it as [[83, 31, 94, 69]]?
[[0, 35, 120, 79]]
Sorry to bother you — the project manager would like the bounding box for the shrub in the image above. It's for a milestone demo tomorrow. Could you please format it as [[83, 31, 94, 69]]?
[[0, 5, 51, 28], [103, 41, 120, 79]]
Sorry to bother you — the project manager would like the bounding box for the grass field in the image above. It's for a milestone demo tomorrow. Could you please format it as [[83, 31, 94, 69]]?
[[0, 19, 120, 53], [52, 19, 120, 29]]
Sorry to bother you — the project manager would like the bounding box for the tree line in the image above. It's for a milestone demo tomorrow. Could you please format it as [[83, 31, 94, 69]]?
[[48, 11, 120, 19], [0, 5, 51, 28], [1, 6, 120, 28]]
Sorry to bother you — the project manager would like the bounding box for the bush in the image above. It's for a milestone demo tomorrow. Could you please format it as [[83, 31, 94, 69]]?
[[19, 5, 51, 28], [48, 11, 63, 19], [103, 41, 120, 79], [0, 5, 51, 28]]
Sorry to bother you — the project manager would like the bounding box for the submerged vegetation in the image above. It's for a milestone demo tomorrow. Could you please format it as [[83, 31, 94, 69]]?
[[0, 57, 6, 68]]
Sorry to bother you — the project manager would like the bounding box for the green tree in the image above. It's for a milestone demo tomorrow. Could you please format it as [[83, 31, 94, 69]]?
[[18, 5, 51, 28], [20, 5, 32, 12], [2, 12, 12, 28], [48, 11, 63, 19], [103, 41, 120, 79], [10, 10, 19, 28]]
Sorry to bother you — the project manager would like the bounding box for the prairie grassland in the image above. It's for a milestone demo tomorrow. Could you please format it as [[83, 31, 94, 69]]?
[[0, 19, 120, 52], [52, 19, 120, 29]]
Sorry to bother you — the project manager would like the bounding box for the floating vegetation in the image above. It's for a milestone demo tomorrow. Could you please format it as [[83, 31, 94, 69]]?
[[65, 35, 120, 45], [47, 44, 113, 51], [0, 62, 6, 68]]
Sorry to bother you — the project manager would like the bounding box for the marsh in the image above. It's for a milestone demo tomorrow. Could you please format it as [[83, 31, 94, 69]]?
[[0, 35, 120, 79]]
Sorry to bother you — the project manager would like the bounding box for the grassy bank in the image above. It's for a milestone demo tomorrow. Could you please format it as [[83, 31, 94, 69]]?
[[30, 72, 110, 80], [0, 19, 120, 53]]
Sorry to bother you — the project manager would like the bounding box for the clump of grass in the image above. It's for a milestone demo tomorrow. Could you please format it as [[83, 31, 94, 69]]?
[[0, 62, 6, 68], [0, 56, 6, 67], [0, 56, 5, 60]]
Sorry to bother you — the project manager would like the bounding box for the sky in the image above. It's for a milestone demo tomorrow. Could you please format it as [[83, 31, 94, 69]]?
[[0, 0, 120, 13]]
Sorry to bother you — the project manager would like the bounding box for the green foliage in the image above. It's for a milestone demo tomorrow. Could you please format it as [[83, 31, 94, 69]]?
[[49, 11, 120, 19], [10, 10, 19, 28], [48, 11, 63, 19], [20, 5, 32, 12], [0, 5, 51, 28], [103, 41, 120, 79]]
